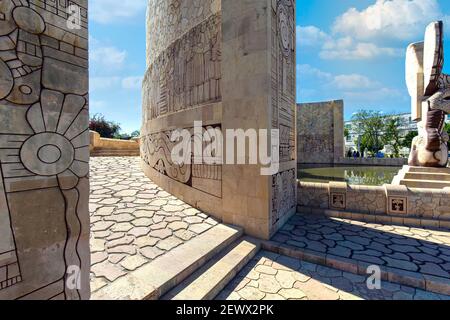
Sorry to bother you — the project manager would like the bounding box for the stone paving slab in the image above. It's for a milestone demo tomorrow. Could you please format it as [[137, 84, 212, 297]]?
[[264, 214, 450, 295], [89, 157, 219, 294], [217, 251, 450, 300]]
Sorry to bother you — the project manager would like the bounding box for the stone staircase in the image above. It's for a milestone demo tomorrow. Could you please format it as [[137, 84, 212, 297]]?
[[392, 165, 450, 189], [91, 149, 140, 157], [163, 237, 260, 300], [92, 224, 260, 300]]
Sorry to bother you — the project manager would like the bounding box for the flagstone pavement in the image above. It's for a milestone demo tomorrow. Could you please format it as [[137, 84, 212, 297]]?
[[89, 157, 219, 293], [90, 157, 450, 300]]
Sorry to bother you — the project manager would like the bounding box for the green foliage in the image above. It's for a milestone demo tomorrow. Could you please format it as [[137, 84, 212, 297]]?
[[401, 131, 418, 149], [351, 110, 385, 154], [130, 130, 141, 138], [383, 117, 403, 158], [344, 128, 350, 140], [89, 114, 121, 139]]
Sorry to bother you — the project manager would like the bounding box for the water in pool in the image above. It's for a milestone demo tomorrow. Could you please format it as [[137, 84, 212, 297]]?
[[298, 165, 401, 186]]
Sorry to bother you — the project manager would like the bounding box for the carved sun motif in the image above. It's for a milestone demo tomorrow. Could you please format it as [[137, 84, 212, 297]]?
[[278, 3, 292, 58]]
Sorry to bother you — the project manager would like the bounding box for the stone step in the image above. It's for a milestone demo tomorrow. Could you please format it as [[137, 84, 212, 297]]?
[[91, 224, 243, 300], [400, 179, 450, 189], [162, 237, 261, 300], [406, 166, 450, 174], [404, 172, 450, 181]]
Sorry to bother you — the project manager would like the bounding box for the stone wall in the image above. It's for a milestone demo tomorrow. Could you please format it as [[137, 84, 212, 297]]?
[[141, 0, 297, 239], [297, 100, 344, 164], [298, 181, 450, 226], [0, 1, 89, 300], [89, 131, 140, 156]]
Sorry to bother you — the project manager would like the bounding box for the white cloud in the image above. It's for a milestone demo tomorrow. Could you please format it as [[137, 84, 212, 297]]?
[[297, 25, 329, 47], [297, 64, 403, 102], [122, 76, 143, 90], [297, 64, 332, 81], [332, 0, 444, 41], [331, 74, 379, 90], [320, 37, 403, 60], [90, 100, 107, 109], [90, 46, 127, 69], [90, 76, 121, 91], [90, 0, 147, 24]]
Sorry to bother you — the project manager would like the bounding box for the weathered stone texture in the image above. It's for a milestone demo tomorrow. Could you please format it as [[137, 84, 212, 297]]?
[[141, 0, 297, 239], [297, 100, 344, 164], [0, 0, 89, 300]]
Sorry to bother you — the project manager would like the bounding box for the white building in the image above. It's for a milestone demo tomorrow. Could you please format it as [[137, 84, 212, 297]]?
[[344, 113, 450, 154]]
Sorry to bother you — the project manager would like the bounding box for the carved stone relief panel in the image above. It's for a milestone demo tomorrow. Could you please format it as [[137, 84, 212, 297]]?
[[143, 13, 221, 121], [141, 125, 223, 198], [0, 0, 89, 300]]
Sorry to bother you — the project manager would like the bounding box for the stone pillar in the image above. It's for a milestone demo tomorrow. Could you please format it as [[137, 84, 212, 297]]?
[[141, 0, 296, 240], [221, 0, 297, 239], [0, 1, 89, 300]]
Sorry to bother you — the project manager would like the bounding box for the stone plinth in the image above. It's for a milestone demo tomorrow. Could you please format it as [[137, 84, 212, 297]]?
[[392, 165, 450, 189], [0, 1, 89, 300], [141, 0, 297, 239], [297, 100, 344, 164]]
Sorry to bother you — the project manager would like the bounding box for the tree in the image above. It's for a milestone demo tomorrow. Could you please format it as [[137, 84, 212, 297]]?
[[130, 130, 141, 138], [351, 110, 385, 154], [344, 128, 350, 141], [402, 131, 418, 149], [89, 114, 121, 138], [383, 117, 403, 158]]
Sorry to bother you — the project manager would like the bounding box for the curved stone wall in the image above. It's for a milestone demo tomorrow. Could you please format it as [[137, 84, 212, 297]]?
[[142, 0, 297, 239]]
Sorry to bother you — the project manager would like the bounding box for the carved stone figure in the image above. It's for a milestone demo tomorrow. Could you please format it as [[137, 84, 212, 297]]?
[[406, 21, 449, 167]]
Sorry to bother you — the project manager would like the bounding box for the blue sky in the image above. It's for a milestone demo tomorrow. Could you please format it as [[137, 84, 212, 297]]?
[[89, 0, 450, 134]]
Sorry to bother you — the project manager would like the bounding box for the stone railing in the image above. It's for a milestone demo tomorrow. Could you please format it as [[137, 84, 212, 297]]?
[[297, 181, 450, 229], [89, 131, 140, 157]]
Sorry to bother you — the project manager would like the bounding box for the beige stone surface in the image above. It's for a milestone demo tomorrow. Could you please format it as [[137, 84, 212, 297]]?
[[297, 100, 344, 164], [89, 157, 221, 296], [217, 251, 450, 300], [141, 0, 297, 240], [0, 0, 89, 300]]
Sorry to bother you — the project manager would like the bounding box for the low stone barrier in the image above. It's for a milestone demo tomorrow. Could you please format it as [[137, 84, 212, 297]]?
[[89, 131, 140, 157], [297, 181, 450, 229], [333, 157, 408, 167]]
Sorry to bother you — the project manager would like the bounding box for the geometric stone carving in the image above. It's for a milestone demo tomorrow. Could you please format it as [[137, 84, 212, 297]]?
[[330, 192, 346, 210], [0, 0, 89, 300], [388, 197, 408, 215]]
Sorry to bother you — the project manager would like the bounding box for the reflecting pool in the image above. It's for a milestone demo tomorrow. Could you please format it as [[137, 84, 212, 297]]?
[[298, 165, 401, 186]]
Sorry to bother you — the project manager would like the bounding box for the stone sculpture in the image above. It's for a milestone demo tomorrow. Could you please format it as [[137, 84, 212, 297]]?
[[0, 0, 89, 300], [406, 21, 449, 167]]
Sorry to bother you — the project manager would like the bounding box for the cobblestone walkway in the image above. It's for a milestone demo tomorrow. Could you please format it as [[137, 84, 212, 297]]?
[[218, 251, 450, 300], [89, 157, 219, 293], [271, 214, 450, 278]]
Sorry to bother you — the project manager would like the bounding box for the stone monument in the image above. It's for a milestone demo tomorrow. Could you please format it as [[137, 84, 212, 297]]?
[[0, 0, 90, 299], [141, 0, 297, 239], [406, 21, 449, 168], [393, 21, 450, 189], [297, 100, 344, 164]]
